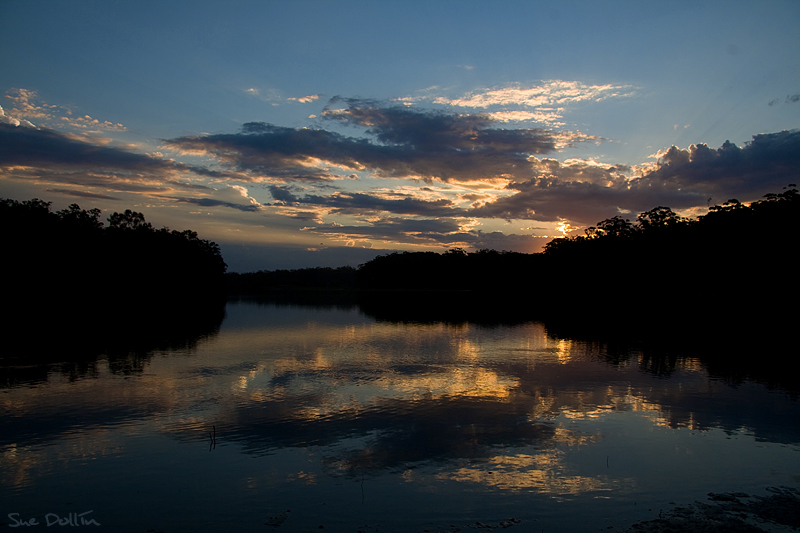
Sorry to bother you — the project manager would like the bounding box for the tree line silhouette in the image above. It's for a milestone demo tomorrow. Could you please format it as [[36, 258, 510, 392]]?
[[2, 198, 227, 356], [537, 185, 797, 309], [232, 185, 797, 299], [231, 187, 797, 343]]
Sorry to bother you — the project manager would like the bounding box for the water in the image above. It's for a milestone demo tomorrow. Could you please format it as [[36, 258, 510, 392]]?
[[2, 298, 798, 532]]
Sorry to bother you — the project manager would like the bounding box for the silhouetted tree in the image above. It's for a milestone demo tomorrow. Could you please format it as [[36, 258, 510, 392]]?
[[107, 209, 153, 231], [636, 206, 688, 231], [57, 203, 103, 231], [593, 215, 635, 238]]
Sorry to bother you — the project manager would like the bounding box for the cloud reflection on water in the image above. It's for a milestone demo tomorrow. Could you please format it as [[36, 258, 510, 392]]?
[[2, 299, 799, 503]]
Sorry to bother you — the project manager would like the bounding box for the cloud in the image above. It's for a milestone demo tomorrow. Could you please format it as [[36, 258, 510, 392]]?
[[470, 130, 800, 224], [164, 122, 372, 182], [768, 93, 800, 106], [268, 184, 301, 203], [269, 185, 461, 217], [467, 157, 639, 223], [321, 97, 558, 154], [471, 178, 638, 225], [44, 188, 122, 201], [0, 122, 252, 211], [4, 88, 52, 120], [0, 123, 179, 174], [166, 184, 264, 212], [302, 215, 544, 252], [407, 80, 636, 126], [63, 114, 126, 131], [166, 98, 585, 185], [169, 195, 262, 212], [261, 183, 547, 250], [165, 96, 799, 235], [244, 87, 283, 103], [6, 88, 797, 254], [488, 110, 563, 123], [0, 105, 37, 128], [4, 89, 126, 132], [0, 123, 235, 180], [310, 216, 464, 241], [288, 94, 321, 103], [629, 130, 800, 202], [437, 80, 634, 108]]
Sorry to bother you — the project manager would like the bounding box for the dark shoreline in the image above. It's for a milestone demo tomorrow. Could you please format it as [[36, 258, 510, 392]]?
[[613, 487, 800, 533]]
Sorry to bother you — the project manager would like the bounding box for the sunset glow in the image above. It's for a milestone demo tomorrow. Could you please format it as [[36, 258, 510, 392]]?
[[1, 1, 798, 272]]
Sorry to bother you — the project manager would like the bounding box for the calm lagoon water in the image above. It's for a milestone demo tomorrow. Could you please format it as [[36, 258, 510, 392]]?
[[2, 298, 799, 532]]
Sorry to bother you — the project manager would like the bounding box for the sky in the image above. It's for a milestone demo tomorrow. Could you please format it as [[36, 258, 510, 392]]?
[[1, 0, 799, 272]]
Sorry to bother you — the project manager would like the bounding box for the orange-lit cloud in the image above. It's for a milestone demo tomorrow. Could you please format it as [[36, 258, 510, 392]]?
[[288, 94, 321, 103]]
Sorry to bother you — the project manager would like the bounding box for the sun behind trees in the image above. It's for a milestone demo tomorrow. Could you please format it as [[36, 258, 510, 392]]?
[[540, 185, 798, 303], [1, 199, 227, 353]]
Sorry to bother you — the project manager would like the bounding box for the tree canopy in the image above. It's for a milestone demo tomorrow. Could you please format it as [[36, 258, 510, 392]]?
[[2, 199, 228, 338]]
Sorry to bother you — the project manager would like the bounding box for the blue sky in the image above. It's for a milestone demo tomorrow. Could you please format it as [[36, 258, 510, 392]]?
[[1, 0, 799, 271]]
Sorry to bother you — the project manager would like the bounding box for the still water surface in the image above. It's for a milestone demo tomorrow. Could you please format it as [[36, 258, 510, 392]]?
[[2, 299, 798, 532]]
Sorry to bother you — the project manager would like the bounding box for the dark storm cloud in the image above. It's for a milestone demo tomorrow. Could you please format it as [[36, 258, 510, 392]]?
[[165, 99, 562, 183]]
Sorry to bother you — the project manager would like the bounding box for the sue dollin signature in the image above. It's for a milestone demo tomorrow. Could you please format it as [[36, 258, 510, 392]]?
[[7, 511, 100, 527]]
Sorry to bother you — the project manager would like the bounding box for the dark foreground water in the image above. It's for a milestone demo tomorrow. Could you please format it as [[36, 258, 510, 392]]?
[[2, 298, 798, 532]]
